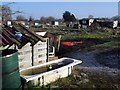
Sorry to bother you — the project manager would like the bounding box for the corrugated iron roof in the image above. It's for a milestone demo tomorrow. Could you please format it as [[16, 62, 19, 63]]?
[[1, 23, 46, 49], [18, 23, 45, 42]]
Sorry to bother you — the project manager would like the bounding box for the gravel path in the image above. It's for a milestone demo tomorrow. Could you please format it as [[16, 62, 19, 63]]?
[[61, 49, 120, 76]]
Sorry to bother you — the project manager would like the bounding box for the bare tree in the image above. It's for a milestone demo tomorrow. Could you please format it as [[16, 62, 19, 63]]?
[[1, 5, 12, 21], [111, 15, 120, 21], [88, 15, 94, 19], [40, 16, 55, 24], [28, 16, 34, 29], [16, 15, 25, 21], [40, 16, 46, 24], [29, 16, 34, 22], [47, 16, 55, 22], [1, 2, 23, 21]]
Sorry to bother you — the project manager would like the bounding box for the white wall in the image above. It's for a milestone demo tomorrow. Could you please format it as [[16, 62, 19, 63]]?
[[7, 21, 12, 26], [35, 22, 39, 26], [55, 21, 59, 26], [113, 21, 118, 28], [89, 19, 94, 26], [8, 40, 48, 70], [33, 40, 48, 65], [17, 43, 32, 69]]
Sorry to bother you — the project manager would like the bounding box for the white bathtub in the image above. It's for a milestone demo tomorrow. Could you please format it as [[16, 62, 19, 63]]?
[[20, 57, 82, 86]]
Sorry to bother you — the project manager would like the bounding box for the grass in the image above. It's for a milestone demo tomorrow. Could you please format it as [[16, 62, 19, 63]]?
[[79, 32, 112, 39], [31, 26, 120, 42], [92, 41, 120, 48], [57, 28, 120, 55], [61, 31, 116, 41], [60, 30, 120, 51]]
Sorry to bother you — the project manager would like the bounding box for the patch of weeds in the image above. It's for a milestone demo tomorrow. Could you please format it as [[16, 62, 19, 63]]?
[[67, 74, 75, 81], [34, 84, 51, 89], [48, 67, 120, 89]]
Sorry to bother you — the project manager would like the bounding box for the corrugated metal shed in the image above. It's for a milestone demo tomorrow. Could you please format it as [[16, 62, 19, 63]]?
[[1, 23, 48, 69], [1, 23, 45, 49]]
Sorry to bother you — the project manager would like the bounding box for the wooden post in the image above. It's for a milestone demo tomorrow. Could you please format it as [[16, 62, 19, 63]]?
[[32, 45, 34, 66], [46, 38, 49, 62], [57, 35, 61, 52]]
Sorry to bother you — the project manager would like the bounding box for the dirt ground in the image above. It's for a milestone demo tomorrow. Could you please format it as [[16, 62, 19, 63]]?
[[55, 48, 120, 89], [60, 48, 120, 75], [33, 47, 119, 89]]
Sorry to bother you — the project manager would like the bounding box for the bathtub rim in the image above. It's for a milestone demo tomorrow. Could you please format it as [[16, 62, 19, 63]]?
[[20, 57, 82, 82]]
